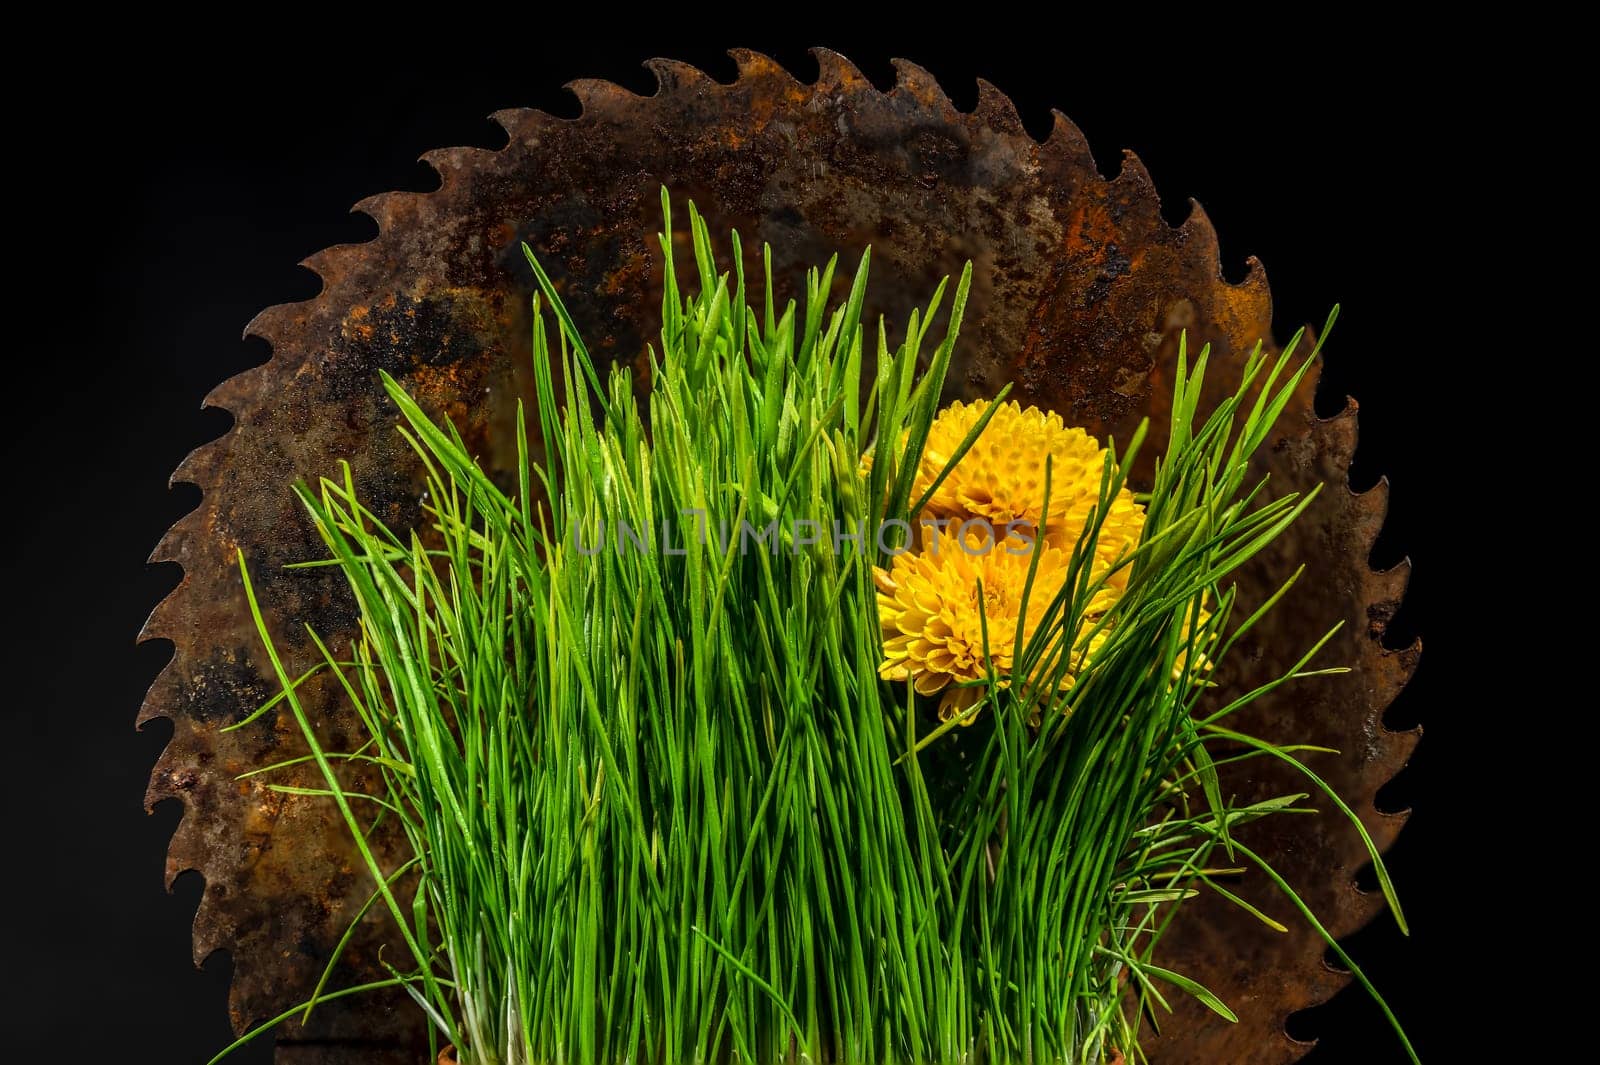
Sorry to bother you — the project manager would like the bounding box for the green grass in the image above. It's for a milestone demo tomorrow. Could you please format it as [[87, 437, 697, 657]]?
[[225, 189, 1412, 1064]]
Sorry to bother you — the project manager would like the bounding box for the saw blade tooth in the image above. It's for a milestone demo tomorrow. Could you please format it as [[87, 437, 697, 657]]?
[[565, 77, 642, 115], [1044, 108, 1096, 169], [1348, 474, 1420, 624], [889, 57, 955, 114], [425, 145, 499, 170], [728, 48, 793, 85], [300, 244, 359, 284], [170, 433, 225, 490], [138, 577, 187, 647], [489, 107, 537, 142], [1112, 147, 1158, 199], [243, 302, 302, 347], [424, 147, 505, 193], [353, 189, 412, 228], [1238, 255, 1271, 301], [643, 57, 718, 96], [810, 47, 870, 90], [191, 890, 228, 967], [204, 366, 268, 415], [147, 748, 181, 811], [1177, 197, 1225, 280], [145, 526, 185, 568], [973, 78, 1026, 134]]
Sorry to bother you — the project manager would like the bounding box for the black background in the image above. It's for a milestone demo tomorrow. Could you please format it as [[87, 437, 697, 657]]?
[[9, 34, 1480, 1065]]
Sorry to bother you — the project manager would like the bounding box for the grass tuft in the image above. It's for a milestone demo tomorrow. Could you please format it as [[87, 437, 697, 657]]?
[[231, 190, 1411, 1065]]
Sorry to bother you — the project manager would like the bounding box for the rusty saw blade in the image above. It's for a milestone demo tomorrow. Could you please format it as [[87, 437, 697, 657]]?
[[141, 48, 1418, 1063]]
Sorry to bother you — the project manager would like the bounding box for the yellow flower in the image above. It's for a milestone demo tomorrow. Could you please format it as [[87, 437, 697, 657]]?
[[913, 399, 1145, 607], [873, 399, 1148, 722], [875, 525, 1072, 720]]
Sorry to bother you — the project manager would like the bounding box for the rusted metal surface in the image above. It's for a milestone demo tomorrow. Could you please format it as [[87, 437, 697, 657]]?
[[142, 49, 1417, 1063]]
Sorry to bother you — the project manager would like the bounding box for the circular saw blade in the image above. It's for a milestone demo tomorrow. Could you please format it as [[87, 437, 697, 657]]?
[[141, 48, 1417, 1063]]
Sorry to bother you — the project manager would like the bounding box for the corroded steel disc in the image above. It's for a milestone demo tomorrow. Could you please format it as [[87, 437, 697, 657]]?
[[142, 49, 1417, 1063]]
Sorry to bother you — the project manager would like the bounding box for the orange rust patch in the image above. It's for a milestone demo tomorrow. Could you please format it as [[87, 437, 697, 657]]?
[[1065, 200, 1119, 260]]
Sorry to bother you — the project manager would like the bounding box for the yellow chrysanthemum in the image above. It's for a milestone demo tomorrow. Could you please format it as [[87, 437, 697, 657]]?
[[914, 399, 1145, 598], [873, 399, 1148, 722], [874, 526, 1072, 720]]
